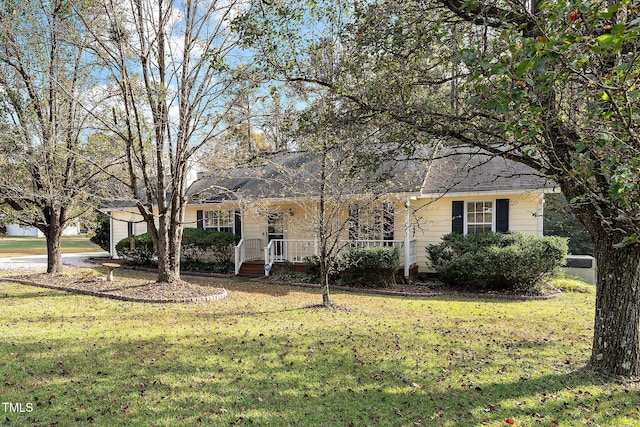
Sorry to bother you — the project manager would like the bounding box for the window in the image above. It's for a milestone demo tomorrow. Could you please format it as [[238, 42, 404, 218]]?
[[452, 199, 509, 235], [348, 203, 394, 241], [203, 210, 234, 233], [466, 201, 494, 234]]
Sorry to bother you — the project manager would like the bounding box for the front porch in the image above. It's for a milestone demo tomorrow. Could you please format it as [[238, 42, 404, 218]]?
[[234, 238, 418, 279]]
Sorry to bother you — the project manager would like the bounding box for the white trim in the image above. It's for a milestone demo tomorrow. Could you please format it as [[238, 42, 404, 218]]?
[[202, 209, 235, 232], [418, 188, 557, 199], [110, 216, 119, 259], [537, 192, 545, 237], [464, 200, 495, 235], [404, 199, 411, 279]]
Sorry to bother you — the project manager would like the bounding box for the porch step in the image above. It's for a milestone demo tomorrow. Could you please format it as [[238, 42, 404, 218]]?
[[238, 261, 266, 278]]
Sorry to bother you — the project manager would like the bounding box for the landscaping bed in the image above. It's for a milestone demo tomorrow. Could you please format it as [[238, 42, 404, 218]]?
[[3, 271, 227, 303], [266, 275, 562, 300]]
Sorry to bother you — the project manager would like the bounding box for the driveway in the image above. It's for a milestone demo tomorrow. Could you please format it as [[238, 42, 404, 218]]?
[[0, 252, 109, 271]]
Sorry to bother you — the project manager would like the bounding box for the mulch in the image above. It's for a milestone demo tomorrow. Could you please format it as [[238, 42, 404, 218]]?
[[2, 272, 227, 303]]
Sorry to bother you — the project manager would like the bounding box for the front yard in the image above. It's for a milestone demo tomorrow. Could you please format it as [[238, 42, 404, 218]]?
[[0, 271, 638, 426], [0, 236, 104, 257]]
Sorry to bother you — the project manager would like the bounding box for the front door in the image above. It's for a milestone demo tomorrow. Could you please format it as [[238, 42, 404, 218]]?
[[267, 212, 285, 260]]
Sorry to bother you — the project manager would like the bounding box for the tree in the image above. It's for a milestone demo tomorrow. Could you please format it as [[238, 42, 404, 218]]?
[[237, 0, 640, 378], [0, 0, 109, 274], [82, 0, 251, 283], [544, 194, 594, 256], [90, 212, 111, 252]]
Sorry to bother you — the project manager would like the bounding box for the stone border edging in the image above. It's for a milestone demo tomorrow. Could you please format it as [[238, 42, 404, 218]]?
[[2, 277, 227, 304]]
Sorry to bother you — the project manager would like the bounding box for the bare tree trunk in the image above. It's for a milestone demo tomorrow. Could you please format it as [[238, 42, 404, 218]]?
[[44, 209, 63, 275], [322, 273, 331, 307], [318, 140, 331, 307], [168, 218, 184, 282], [589, 233, 640, 379], [155, 214, 181, 283], [46, 231, 63, 274]]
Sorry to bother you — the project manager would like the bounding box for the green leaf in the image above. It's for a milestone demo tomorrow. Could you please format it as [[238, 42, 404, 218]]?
[[596, 33, 615, 48], [613, 234, 639, 249], [515, 59, 531, 78], [611, 24, 626, 36]]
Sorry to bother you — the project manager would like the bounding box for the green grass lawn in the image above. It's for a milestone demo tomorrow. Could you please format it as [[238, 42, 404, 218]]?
[[0, 273, 638, 426], [0, 236, 104, 257]]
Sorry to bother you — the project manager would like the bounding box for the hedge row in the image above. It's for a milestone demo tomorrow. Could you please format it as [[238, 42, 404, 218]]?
[[303, 246, 400, 288], [427, 232, 568, 292], [115, 228, 239, 272]]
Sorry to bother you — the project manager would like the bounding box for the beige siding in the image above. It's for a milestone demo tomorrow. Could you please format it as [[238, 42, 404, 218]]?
[[410, 191, 545, 271], [183, 207, 199, 229], [110, 210, 146, 258], [111, 192, 544, 271]]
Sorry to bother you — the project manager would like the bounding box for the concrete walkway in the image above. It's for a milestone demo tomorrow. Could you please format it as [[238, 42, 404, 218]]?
[[0, 252, 109, 271]]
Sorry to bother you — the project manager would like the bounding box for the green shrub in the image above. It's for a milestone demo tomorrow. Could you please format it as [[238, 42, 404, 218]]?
[[271, 259, 294, 276], [180, 260, 235, 274], [303, 255, 321, 281], [115, 233, 155, 264], [302, 255, 341, 283], [180, 228, 238, 266], [337, 246, 400, 288], [90, 214, 111, 252], [543, 193, 594, 255], [115, 228, 239, 268], [427, 232, 568, 293], [181, 228, 239, 248]]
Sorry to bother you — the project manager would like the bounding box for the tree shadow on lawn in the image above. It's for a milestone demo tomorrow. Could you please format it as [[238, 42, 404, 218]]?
[[0, 288, 69, 300], [1, 331, 636, 426]]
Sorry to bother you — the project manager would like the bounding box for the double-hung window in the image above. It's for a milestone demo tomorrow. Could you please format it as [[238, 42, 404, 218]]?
[[203, 210, 234, 233], [348, 203, 395, 242], [466, 201, 494, 234], [452, 199, 509, 234]]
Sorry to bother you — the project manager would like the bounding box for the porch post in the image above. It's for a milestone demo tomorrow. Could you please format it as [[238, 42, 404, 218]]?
[[234, 243, 241, 275], [404, 199, 411, 280], [537, 192, 545, 237], [110, 216, 119, 259], [314, 203, 319, 256]]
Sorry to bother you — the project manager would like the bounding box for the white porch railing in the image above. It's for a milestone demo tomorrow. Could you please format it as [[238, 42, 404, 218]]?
[[234, 238, 262, 275], [263, 239, 418, 277], [408, 239, 418, 267], [265, 239, 317, 265]]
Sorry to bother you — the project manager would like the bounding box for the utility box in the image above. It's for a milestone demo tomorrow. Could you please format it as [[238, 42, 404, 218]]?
[[562, 255, 596, 285]]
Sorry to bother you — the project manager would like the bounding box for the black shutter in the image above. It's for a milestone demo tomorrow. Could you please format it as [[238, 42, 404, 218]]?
[[196, 210, 204, 229], [452, 201, 464, 234], [383, 203, 394, 242], [127, 222, 134, 237], [348, 204, 359, 240], [496, 199, 509, 233], [234, 210, 242, 237]]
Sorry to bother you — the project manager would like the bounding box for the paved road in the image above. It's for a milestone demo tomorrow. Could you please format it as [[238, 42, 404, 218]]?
[[0, 252, 109, 271]]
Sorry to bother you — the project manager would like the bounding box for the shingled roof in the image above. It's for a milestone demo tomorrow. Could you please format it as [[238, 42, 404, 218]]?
[[420, 146, 554, 195], [188, 150, 428, 202], [188, 147, 553, 203]]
